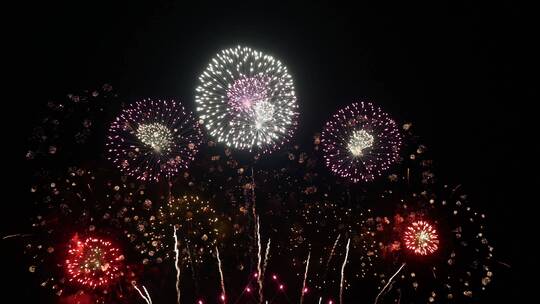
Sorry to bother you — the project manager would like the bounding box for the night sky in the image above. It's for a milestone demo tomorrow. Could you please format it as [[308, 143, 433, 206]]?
[[5, 1, 533, 303]]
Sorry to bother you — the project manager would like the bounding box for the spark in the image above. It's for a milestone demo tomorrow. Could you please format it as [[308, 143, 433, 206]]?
[[216, 246, 226, 303], [300, 251, 311, 304], [327, 234, 341, 269], [374, 263, 406, 304], [185, 241, 197, 286], [2, 233, 30, 239], [256, 216, 263, 304], [173, 226, 181, 304], [497, 261, 512, 268], [340, 238, 350, 304], [262, 238, 271, 280], [133, 282, 152, 304], [143, 286, 153, 304]]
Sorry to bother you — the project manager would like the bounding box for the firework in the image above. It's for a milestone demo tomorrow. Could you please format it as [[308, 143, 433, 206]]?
[[216, 246, 226, 303], [173, 227, 181, 304], [246, 141, 381, 301], [195, 46, 298, 153], [25, 166, 149, 302], [374, 187, 494, 303], [374, 263, 405, 304], [253, 216, 263, 302], [26, 84, 117, 166], [403, 220, 439, 255], [321, 102, 401, 182], [340, 238, 350, 304], [133, 282, 153, 304], [141, 195, 220, 265], [259, 199, 380, 301], [262, 238, 271, 284], [65, 235, 124, 288], [365, 123, 497, 303], [299, 201, 379, 281], [106, 98, 203, 182], [300, 251, 311, 304]]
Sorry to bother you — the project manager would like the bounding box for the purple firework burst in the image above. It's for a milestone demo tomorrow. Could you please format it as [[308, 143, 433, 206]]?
[[106, 99, 203, 182], [321, 102, 401, 182]]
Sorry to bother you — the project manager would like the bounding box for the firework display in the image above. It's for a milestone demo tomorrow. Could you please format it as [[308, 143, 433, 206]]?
[[106, 98, 203, 182], [195, 46, 298, 153], [15, 47, 504, 304], [321, 102, 402, 183]]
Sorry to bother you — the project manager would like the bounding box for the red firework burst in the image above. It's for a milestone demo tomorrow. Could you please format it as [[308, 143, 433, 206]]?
[[65, 235, 124, 288], [403, 220, 439, 255]]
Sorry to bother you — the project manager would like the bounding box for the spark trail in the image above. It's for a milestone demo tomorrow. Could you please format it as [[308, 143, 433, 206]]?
[[374, 263, 406, 304], [327, 234, 341, 269], [262, 238, 271, 280], [340, 238, 350, 304], [216, 246, 226, 302], [256, 216, 263, 303], [173, 226, 181, 304], [133, 282, 152, 304], [300, 251, 311, 304]]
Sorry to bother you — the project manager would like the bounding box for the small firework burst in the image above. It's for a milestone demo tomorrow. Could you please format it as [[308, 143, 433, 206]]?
[[195, 46, 298, 153], [403, 220, 439, 255], [65, 235, 124, 288], [321, 102, 401, 182], [134, 195, 220, 265], [26, 84, 117, 166], [106, 99, 203, 182]]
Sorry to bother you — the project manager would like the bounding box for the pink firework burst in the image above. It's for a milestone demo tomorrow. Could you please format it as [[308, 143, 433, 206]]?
[[226, 76, 271, 114], [321, 102, 401, 182], [65, 235, 124, 289], [403, 220, 439, 255], [106, 99, 203, 181]]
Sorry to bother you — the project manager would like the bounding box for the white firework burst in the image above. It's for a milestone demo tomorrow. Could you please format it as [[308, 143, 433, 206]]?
[[195, 45, 298, 153]]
